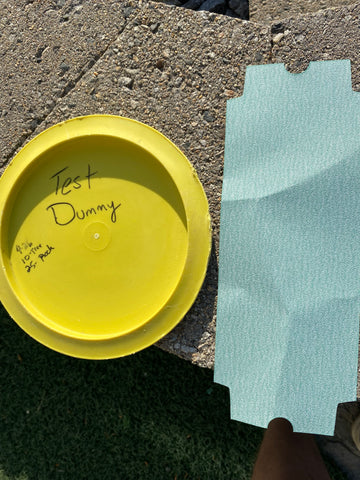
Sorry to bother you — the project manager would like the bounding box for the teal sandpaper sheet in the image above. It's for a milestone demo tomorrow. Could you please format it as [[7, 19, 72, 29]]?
[[214, 60, 360, 435]]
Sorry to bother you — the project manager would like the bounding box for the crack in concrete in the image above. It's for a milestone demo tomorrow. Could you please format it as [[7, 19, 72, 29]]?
[[0, 19, 129, 169]]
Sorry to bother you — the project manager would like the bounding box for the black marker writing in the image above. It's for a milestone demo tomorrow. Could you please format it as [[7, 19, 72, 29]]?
[[50, 164, 98, 195], [50, 167, 68, 195], [16, 241, 34, 256], [25, 261, 37, 273], [38, 245, 55, 262], [86, 164, 97, 189], [15, 242, 54, 273], [46, 200, 121, 226], [21, 244, 42, 262]]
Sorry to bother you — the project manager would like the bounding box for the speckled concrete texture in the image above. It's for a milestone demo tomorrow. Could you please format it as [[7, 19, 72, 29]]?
[[0, 1, 126, 172], [0, 0, 271, 368], [250, 0, 357, 23], [317, 402, 360, 480], [2, 0, 360, 378], [1, 0, 360, 376], [269, 2, 360, 85]]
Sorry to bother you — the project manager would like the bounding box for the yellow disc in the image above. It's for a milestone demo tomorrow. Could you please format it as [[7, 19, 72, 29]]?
[[0, 115, 211, 359]]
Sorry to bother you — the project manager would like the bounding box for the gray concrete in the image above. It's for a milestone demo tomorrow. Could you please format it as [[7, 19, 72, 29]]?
[[317, 402, 360, 480], [1, 0, 360, 378], [270, 2, 360, 88], [2, 0, 360, 378], [0, 1, 127, 171], [0, 0, 271, 369], [250, 0, 357, 23]]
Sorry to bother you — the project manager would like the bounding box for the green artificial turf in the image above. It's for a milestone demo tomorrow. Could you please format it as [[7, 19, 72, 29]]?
[[0, 304, 347, 480]]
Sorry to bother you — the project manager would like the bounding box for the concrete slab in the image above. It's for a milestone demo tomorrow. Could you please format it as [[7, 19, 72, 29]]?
[[0, 0, 271, 368], [0, 0, 126, 172], [317, 402, 360, 480], [269, 1, 360, 88], [250, 0, 356, 23], [1, 0, 360, 379]]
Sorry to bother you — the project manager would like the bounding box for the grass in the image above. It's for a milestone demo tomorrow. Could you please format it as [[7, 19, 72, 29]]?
[[0, 304, 347, 480]]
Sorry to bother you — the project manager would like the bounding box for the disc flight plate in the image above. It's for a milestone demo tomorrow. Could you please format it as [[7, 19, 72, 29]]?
[[0, 115, 211, 359]]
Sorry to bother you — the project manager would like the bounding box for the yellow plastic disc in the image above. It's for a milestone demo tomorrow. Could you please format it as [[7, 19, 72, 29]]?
[[0, 115, 211, 359]]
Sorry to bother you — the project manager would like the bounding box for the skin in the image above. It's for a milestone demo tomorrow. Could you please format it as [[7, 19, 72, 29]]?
[[251, 418, 331, 480]]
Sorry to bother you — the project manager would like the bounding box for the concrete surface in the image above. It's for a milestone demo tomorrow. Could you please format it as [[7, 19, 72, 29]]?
[[317, 402, 360, 480], [0, 0, 272, 369], [0, 1, 126, 170], [1, 0, 360, 377], [250, 0, 357, 23], [2, 0, 359, 376], [269, 2, 360, 86], [2, 0, 360, 477], [1, 0, 360, 373]]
